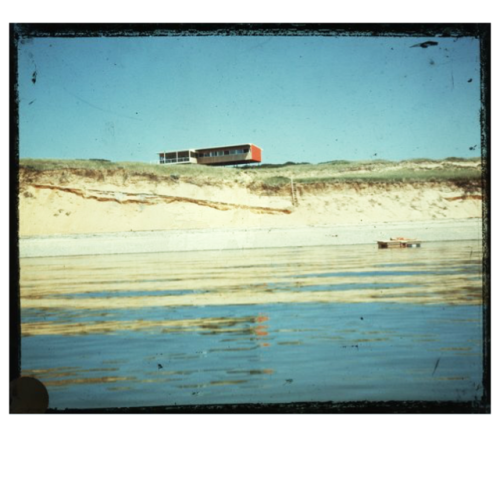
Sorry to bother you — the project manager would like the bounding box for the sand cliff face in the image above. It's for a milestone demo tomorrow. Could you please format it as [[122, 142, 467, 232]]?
[[18, 167, 483, 237]]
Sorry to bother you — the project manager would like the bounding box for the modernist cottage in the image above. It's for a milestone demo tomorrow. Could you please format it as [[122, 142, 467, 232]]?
[[158, 144, 262, 166]]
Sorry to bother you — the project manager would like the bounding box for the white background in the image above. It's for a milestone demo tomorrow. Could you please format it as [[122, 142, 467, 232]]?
[[2, 3, 497, 478]]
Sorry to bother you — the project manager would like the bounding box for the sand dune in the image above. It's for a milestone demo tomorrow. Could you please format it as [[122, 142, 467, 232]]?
[[18, 165, 482, 237]]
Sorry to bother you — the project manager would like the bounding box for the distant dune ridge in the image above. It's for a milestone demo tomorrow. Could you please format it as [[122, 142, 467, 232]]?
[[18, 158, 483, 238]]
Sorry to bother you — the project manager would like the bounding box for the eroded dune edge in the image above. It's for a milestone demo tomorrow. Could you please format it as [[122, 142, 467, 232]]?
[[18, 158, 483, 256]]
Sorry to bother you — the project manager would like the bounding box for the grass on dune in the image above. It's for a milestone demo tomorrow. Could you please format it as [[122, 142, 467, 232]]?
[[19, 158, 241, 180], [19, 157, 482, 186]]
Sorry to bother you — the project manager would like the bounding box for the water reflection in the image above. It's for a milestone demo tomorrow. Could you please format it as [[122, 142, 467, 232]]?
[[20, 241, 484, 408], [20, 242, 482, 310]]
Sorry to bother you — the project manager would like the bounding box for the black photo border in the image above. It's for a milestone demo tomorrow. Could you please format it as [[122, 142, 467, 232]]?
[[9, 22, 491, 414]]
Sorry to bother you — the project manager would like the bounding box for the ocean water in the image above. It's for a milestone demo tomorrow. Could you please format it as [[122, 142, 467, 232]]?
[[19, 241, 484, 409]]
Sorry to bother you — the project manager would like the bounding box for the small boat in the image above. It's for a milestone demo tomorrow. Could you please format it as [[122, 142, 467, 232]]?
[[377, 237, 422, 249]]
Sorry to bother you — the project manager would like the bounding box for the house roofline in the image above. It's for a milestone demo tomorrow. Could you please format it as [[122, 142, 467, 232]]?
[[157, 144, 262, 155]]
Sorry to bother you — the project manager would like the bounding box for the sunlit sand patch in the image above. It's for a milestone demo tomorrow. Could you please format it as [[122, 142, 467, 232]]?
[[209, 380, 248, 386], [225, 369, 274, 375], [21, 316, 266, 337], [356, 338, 390, 343], [19, 273, 438, 297], [136, 378, 179, 384], [20, 279, 482, 309], [42, 376, 134, 387]]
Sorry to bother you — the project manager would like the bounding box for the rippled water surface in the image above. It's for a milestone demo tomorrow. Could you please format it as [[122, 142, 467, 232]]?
[[20, 241, 484, 409]]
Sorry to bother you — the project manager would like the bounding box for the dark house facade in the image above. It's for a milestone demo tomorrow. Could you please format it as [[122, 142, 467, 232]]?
[[158, 144, 262, 166]]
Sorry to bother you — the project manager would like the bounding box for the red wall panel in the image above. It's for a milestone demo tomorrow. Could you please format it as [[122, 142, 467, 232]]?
[[251, 145, 262, 162]]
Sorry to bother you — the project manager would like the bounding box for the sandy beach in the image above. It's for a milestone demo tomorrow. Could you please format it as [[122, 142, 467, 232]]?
[[18, 159, 483, 257], [19, 218, 482, 258]]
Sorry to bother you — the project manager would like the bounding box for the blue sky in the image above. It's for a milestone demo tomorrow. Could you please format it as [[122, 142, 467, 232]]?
[[17, 34, 481, 164]]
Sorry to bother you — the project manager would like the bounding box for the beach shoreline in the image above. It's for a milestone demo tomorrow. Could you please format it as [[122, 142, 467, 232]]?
[[19, 218, 483, 258], [18, 159, 484, 258]]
